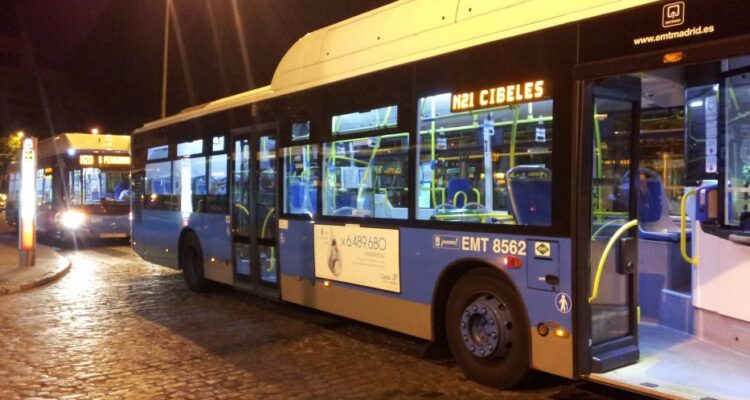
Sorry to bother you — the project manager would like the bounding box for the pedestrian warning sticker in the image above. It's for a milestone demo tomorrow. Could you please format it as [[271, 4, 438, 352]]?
[[556, 293, 571, 314], [534, 241, 551, 257]]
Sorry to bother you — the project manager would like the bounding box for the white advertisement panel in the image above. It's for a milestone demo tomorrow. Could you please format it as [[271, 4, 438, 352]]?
[[314, 224, 400, 293]]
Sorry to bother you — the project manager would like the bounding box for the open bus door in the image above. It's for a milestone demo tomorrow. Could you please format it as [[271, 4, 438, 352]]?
[[580, 57, 750, 399], [583, 76, 641, 373]]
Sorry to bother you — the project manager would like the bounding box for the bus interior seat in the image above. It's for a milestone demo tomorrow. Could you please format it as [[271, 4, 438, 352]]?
[[447, 178, 471, 208], [631, 169, 693, 329], [374, 193, 408, 219], [289, 182, 305, 209], [507, 165, 551, 226], [290, 182, 318, 214], [633, 168, 688, 242], [151, 180, 164, 195], [335, 190, 356, 209]]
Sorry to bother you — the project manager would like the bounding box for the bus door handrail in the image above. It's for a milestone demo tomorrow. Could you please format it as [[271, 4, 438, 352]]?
[[680, 189, 699, 265], [453, 191, 468, 206], [588, 219, 638, 304], [472, 188, 481, 204]]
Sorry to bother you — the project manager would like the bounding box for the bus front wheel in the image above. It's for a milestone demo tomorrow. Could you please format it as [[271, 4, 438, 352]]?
[[445, 269, 531, 389], [180, 233, 212, 293]]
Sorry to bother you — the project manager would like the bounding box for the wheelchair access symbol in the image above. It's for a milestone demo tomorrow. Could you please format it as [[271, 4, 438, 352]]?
[[556, 293, 571, 314]]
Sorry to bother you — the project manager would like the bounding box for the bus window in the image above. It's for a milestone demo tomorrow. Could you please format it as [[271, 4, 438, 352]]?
[[36, 168, 44, 204], [172, 157, 207, 213], [283, 145, 318, 216], [145, 161, 171, 210], [147, 144, 168, 160], [206, 154, 228, 213], [69, 168, 129, 205], [292, 121, 311, 141], [332, 106, 398, 135], [322, 133, 409, 219], [416, 93, 553, 226], [724, 67, 750, 227], [177, 139, 203, 157], [211, 136, 225, 152]]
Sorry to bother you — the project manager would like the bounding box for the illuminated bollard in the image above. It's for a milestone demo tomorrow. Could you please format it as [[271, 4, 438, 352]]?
[[18, 137, 37, 267]]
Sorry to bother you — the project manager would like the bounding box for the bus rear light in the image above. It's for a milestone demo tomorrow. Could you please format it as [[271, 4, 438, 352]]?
[[503, 255, 522, 268]]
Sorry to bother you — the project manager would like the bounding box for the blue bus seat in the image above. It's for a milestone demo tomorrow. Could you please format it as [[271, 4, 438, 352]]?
[[290, 182, 304, 209], [336, 190, 355, 209], [632, 169, 687, 242], [447, 178, 472, 208], [507, 166, 551, 226], [151, 179, 164, 195]]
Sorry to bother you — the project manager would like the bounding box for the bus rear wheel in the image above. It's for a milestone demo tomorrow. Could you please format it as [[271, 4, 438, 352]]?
[[446, 269, 531, 389], [180, 233, 212, 293]]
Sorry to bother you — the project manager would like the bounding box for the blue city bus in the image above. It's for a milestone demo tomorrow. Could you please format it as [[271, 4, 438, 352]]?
[[7, 133, 132, 243], [131, 1, 750, 398]]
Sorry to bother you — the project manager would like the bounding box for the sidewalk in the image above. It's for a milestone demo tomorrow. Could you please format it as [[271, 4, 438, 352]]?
[[0, 226, 71, 296]]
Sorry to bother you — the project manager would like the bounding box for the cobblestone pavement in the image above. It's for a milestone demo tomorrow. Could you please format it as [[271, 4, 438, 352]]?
[[0, 244, 648, 400]]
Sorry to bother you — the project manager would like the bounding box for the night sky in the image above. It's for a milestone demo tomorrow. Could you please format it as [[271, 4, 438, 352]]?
[[3, 0, 391, 133]]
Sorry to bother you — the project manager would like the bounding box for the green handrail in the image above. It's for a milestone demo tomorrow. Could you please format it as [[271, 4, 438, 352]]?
[[589, 219, 638, 304], [509, 105, 520, 168], [680, 189, 699, 265]]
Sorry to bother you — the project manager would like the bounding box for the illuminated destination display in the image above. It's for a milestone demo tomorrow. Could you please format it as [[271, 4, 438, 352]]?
[[79, 154, 131, 166], [451, 80, 547, 112], [79, 155, 95, 165]]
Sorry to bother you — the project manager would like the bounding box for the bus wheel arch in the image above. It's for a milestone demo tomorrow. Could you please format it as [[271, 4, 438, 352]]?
[[435, 262, 531, 389], [178, 229, 212, 292]]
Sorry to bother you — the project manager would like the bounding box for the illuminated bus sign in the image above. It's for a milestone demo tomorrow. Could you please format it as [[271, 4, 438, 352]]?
[[79, 154, 95, 166], [79, 154, 131, 166], [99, 155, 131, 165], [451, 80, 547, 112]]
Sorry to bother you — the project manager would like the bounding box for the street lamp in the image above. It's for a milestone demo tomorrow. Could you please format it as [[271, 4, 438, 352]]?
[[17, 131, 24, 138], [91, 128, 99, 135]]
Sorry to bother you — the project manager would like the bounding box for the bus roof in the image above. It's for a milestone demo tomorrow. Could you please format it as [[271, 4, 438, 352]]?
[[38, 133, 130, 160], [135, 0, 655, 133]]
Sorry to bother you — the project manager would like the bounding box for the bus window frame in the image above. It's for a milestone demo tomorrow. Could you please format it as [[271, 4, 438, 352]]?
[[409, 28, 575, 238]]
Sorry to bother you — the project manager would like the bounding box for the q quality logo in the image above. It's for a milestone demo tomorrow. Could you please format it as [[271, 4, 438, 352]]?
[[662, 1, 685, 28]]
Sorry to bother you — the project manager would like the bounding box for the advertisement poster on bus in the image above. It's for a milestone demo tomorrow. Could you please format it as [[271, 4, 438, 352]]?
[[314, 224, 400, 293]]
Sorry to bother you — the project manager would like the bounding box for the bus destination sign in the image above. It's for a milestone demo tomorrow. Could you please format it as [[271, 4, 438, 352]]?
[[79, 154, 131, 167], [451, 80, 547, 112]]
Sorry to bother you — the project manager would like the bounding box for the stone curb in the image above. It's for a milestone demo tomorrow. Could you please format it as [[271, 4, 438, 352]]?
[[0, 258, 72, 296]]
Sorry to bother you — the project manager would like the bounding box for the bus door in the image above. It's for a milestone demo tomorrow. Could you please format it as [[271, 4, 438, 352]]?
[[231, 127, 279, 289], [584, 76, 641, 372]]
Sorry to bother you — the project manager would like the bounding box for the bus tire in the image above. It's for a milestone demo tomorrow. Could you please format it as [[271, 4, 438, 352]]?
[[445, 269, 531, 389], [180, 233, 212, 293]]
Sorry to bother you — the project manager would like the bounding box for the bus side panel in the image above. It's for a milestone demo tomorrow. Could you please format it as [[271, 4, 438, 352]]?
[[279, 219, 433, 339], [188, 213, 233, 285], [279, 220, 574, 377], [133, 210, 181, 268], [401, 228, 574, 378]]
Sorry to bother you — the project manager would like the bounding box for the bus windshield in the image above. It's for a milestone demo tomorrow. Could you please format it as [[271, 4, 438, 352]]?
[[69, 167, 130, 205]]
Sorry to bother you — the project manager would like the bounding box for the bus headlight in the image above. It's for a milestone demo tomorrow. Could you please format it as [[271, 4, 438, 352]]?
[[59, 210, 86, 230]]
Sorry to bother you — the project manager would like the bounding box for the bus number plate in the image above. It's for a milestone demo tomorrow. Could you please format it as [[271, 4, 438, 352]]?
[[100, 233, 127, 238]]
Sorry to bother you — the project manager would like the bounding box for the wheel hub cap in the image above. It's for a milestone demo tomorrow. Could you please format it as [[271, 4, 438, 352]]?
[[459, 294, 512, 359]]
